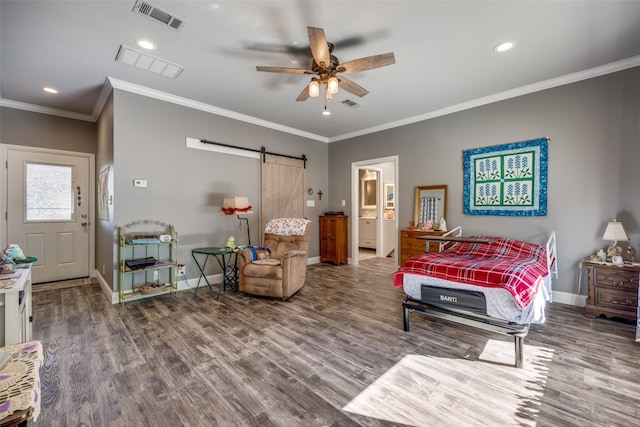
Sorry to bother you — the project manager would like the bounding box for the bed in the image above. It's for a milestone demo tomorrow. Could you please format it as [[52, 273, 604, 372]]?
[[394, 229, 557, 368]]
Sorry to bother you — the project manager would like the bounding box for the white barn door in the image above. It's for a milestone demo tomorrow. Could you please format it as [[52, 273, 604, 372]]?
[[260, 154, 306, 234]]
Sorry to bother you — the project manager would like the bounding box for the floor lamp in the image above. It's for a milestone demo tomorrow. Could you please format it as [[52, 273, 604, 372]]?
[[221, 196, 253, 246]]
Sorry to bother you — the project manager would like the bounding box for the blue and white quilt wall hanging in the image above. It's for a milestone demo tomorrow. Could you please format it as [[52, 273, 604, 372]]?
[[463, 137, 548, 216]]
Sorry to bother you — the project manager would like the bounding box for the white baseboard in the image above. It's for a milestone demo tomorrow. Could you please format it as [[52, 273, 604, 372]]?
[[552, 290, 587, 307], [95, 269, 226, 304], [307, 256, 320, 265], [94, 270, 118, 304]]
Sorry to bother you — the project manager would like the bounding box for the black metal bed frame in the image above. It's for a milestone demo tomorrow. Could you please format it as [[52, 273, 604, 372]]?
[[402, 297, 530, 368]]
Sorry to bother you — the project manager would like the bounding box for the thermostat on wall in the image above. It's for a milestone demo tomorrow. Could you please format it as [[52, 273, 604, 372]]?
[[133, 179, 147, 188]]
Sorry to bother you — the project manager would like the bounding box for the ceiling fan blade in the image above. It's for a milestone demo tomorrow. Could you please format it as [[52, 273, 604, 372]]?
[[256, 66, 314, 75], [245, 42, 311, 57], [338, 77, 369, 97], [296, 84, 311, 102], [307, 27, 330, 68], [338, 52, 395, 74]]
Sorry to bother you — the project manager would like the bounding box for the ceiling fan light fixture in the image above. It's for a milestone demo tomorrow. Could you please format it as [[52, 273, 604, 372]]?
[[327, 76, 339, 94], [325, 88, 334, 102], [309, 80, 320, 97]]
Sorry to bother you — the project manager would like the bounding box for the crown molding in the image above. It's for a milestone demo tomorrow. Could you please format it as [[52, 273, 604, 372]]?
[[92, 77, 114, 119], [0, 99, 94, 122]]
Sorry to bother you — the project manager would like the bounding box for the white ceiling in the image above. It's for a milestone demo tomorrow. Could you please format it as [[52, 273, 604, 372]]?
[[2, 1, 640, 142]]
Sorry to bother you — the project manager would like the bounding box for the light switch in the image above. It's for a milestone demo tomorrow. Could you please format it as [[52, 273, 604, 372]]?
[[133, 179, 147, 188], [307, 200, 315, 207], [341, 200, 346, 206]]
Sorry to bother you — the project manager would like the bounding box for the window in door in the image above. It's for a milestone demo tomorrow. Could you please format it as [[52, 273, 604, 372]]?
[[25, 162, 75, 221]]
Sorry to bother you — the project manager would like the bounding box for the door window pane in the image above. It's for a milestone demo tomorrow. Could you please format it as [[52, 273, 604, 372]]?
[[26, 163, 75, 221]]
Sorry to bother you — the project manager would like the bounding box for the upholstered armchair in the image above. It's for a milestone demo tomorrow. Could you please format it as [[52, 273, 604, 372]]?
[[237, 218, 311, 299]]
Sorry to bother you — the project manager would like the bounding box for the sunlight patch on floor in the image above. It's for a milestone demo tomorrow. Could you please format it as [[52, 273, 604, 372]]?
[[343, 340, 554, 426]]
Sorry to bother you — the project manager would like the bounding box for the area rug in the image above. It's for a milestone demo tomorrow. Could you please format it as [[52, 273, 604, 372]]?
[[32, 277, 93, 293], [343, 339, 554, 426]]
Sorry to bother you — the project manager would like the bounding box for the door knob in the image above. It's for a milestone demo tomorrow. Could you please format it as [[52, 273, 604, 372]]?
[[81, 222, 88, 226]]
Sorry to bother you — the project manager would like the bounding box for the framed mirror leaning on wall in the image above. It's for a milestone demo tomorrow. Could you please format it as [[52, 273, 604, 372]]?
[[414, 185, 447, 230]]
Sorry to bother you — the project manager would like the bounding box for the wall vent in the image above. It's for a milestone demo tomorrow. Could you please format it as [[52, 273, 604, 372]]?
[[341, 99, 361, 109], [115, 45, 185, 79], [132, 0, 185, 30]]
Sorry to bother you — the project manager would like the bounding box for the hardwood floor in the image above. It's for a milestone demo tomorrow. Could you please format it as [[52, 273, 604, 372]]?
[[31, 258, 640, 426]]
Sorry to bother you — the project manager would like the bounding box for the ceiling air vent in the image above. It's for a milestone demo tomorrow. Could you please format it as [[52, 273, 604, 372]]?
[[341, 99, 361, 109], [132, 0, 185, 30], [115, 45, 185, 79]]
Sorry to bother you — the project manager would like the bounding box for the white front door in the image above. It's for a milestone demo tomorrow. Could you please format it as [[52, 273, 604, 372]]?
[[6, 148, 91, 283]]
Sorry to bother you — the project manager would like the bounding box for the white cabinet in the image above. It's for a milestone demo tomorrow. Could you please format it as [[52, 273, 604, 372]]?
[[359, 218, 377, 249], [0, 265, 32, 346]]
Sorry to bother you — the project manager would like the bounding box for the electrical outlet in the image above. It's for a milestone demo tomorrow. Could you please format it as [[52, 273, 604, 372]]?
[[175, 263, 186, 277], [153, 270, 159, 281]]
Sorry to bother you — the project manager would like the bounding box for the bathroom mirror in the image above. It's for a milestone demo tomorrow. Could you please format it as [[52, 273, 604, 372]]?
[[361, 177, 377, 210], [413, 185, 447, 229]]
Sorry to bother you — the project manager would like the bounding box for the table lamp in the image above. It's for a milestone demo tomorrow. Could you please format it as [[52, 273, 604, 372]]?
[[221, 196, 253, 246], [602, 219, 628, 259]]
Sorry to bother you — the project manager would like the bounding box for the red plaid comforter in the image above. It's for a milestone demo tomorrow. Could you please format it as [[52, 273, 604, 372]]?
[[393, 236, 548, 308]]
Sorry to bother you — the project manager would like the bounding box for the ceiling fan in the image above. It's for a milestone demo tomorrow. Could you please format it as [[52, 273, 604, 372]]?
[[256, 27, 395, 102]]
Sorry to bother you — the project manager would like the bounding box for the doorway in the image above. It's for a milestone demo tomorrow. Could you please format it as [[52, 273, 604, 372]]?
[[350, 155, 399, 266], [3, 145, 94, 284]]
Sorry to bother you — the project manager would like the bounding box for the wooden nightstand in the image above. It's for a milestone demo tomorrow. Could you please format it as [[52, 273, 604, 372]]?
[[584, 261, 640, 321]]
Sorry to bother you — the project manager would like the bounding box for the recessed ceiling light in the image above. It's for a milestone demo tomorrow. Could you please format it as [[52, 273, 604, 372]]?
[[43, 87, 58, 94], [136, 39, 157, 51], [494, 41, 516, 53]]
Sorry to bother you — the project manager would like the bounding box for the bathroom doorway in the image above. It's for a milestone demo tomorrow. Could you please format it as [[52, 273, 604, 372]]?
[[350, 155, 399, 266]]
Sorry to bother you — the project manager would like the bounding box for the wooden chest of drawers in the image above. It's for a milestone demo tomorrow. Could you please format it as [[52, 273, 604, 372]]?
[[584, 262, 640, 321], [399, 228, 449, 264]]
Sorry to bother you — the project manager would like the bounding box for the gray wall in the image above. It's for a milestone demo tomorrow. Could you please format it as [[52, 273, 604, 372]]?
[[0, 107, 96, 153], [110, 90, 329, 286], [96, 95, 115, 285], [328, 66, 640, 296]]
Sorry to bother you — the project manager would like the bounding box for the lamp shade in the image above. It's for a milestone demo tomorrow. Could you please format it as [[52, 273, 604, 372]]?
[[221, 197, 253, 215], [602, 221, 628, 242]]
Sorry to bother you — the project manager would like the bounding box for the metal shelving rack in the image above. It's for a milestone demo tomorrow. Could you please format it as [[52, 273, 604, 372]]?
[[117, 219, 178, 306]]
